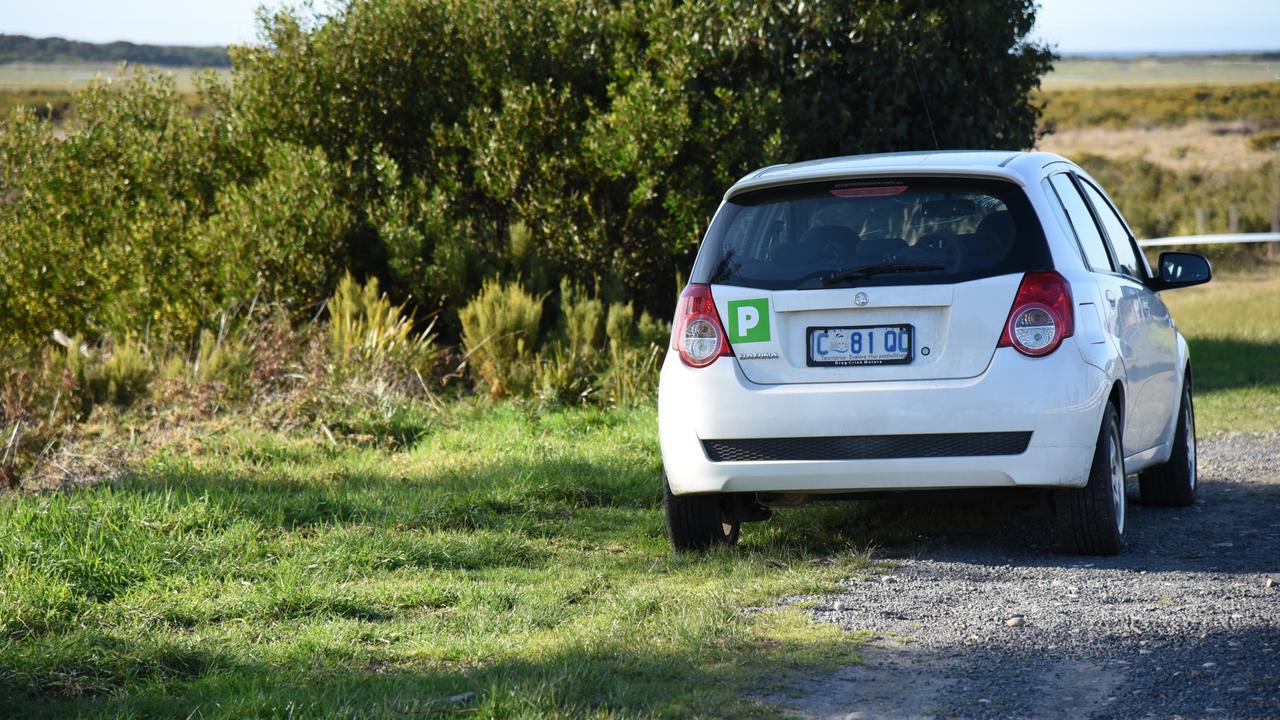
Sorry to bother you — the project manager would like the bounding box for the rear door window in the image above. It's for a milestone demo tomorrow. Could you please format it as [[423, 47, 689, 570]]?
[[692, 178, 1051, 290], [1048, 173, 1114, 273], [1079, 179, 1143, 279]]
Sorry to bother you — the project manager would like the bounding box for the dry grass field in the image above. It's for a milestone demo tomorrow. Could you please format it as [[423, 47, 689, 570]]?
[[1041, 55, 1279, 89], [1039, 123, 1276, 172]]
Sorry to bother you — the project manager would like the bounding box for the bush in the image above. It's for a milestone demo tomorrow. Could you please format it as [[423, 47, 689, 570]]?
[[61, 336, 155, 408], [559, 278, 604, 353], [325, 273, 438, 375], [194, 143, 351, 311], [1075, 154, 1280, 239], [0, 68, 251, 349], [459, 280, 545, 398], [532, 279, 605, 406], [1041, 83, 1280, 131], [230, 0, 1053, 319], [599, 302, 663, 407]]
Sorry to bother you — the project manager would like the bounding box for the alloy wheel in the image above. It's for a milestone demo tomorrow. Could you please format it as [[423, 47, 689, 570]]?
[[1109, 425, 1126, 535]]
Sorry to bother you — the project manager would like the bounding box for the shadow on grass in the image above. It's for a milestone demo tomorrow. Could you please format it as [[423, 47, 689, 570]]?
[[1186, 337, 1280, 391], [115, 455, 658, 535], [0, 626, 858, 719]]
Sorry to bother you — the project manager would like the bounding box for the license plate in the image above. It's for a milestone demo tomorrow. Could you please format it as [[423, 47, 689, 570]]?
[[807, 325, 913, 366]]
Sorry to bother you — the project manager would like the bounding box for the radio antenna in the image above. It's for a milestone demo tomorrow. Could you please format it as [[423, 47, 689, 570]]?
[[911, 59, 941, 150]]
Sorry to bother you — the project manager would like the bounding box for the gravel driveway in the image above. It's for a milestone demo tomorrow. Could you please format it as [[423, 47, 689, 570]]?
[[761, 432, 1280, 719]]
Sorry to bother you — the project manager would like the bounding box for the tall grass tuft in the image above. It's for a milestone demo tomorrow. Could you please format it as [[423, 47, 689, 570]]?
[[59, 335, 155, 408], [459, 279, 545, 398], [559, 277, 603, 351], [533, 279, 604, 406], [326, 273, 438, 374], [600, 302, 663, 407]]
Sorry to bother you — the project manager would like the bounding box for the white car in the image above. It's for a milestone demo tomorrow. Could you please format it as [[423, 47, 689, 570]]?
[[659, 150, 1211, 555]]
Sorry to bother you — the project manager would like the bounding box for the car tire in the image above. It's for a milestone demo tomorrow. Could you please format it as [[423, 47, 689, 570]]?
[[663, 474, 740, 552], [1139, 378, 1197, 507], [1055, 402, 1126, 556]]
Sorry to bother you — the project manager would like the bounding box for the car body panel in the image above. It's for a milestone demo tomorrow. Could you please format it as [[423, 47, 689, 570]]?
[[659, 341, 1108, 494], [712, 274, 1020, 385]]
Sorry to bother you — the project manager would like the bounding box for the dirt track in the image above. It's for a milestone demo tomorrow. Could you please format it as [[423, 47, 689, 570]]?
[[761, 432, 1280, 719]]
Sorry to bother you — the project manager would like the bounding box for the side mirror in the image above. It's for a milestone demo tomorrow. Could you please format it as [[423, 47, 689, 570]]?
[[1153, 251, 1212, 291]]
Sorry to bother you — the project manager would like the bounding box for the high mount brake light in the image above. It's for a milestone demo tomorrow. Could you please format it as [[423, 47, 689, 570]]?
[[829, 185, 909, 199], [997, 271, 1075, 357], [672, 284, 732, 368]]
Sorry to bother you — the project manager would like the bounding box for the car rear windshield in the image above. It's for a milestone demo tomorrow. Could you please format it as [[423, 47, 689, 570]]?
[[691, 177, 1051, 290]]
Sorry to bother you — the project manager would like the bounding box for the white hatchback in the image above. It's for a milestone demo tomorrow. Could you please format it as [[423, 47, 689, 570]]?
[[658, 151, 1211, 555]]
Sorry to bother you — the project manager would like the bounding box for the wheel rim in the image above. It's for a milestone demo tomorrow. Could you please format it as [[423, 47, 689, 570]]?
[[1185, 397, 1197, 491], [1109, 422, 1126, 535]]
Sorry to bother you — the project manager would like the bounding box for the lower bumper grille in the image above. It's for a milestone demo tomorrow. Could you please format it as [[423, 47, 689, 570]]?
[[701, 432, 1033, 462]]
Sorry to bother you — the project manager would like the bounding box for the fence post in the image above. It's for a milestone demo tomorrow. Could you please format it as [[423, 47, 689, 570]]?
[[1195, 207, 1206, 235], [1228, 206, 1240, 234]]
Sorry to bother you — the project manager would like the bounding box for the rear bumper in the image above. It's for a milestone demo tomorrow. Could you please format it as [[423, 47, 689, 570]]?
[[658, 340, 1112, 494]]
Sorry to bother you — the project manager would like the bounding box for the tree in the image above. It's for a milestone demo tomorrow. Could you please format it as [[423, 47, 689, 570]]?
[[227, 0, 1053, 323]]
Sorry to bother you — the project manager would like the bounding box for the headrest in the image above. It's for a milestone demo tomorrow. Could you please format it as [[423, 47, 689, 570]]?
[[977, 211, 1015, 241]]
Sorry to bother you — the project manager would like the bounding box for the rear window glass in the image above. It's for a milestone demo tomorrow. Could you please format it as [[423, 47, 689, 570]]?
[[692, 178, 1051, 290]]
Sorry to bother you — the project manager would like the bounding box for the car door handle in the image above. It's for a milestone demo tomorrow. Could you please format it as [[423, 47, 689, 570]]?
[[1105, 289, 1117, 307]]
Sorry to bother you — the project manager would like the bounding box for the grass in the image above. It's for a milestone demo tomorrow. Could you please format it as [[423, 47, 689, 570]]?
[[0, 403, 876, 719], [0, 62, 225, 91], [1163, 268, 1280, 435], [1041, 55, 1280, 89], [0, 261, 1272, 718]]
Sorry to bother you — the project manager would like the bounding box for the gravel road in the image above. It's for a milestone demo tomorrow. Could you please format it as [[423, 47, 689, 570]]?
[[761, 432, 1280, 719]]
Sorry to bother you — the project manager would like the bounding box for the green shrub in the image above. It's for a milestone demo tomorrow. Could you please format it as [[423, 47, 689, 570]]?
[[559, 278, 603, 353], [600, 343, 662, 408], [0, 68, 251, 349], [532, 280, 605, 406], [636, 310, 671, 351], [533, 346, 594, 408], [231, 0, 1052, 318], [599, 302, 665, 407], [100, 339, 154, 406], [606, 302, 636, 351], [194, 326, 255, 392], [59, 335, 155, 408], [194, 142, 351, 310], [459, 279, 545, 398], [325, 273, 438, 375], [1075, 154, 1280, 239]]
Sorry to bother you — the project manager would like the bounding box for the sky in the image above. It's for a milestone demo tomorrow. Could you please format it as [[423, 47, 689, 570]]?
[[0, 0, 1278, 53]]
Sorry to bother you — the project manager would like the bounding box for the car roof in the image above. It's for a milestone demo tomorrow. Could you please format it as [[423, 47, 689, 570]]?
[[727, 150, 1072, 199]]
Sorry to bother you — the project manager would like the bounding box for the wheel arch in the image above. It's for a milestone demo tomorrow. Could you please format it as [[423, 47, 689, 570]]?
[[1108, 380, 1125, 435]]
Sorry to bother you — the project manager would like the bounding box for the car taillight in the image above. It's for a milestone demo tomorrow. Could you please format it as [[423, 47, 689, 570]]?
[[672, 284, 732, 368], [997, 271, 1074, 357]]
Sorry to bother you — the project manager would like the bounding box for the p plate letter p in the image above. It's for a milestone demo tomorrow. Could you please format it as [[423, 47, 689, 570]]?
[[727, 298, 770, 343]]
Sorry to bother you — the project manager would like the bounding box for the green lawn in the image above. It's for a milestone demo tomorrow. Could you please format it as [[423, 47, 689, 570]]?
[[0, 404, 873, 719], [1164, 268, 1280, 435]]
